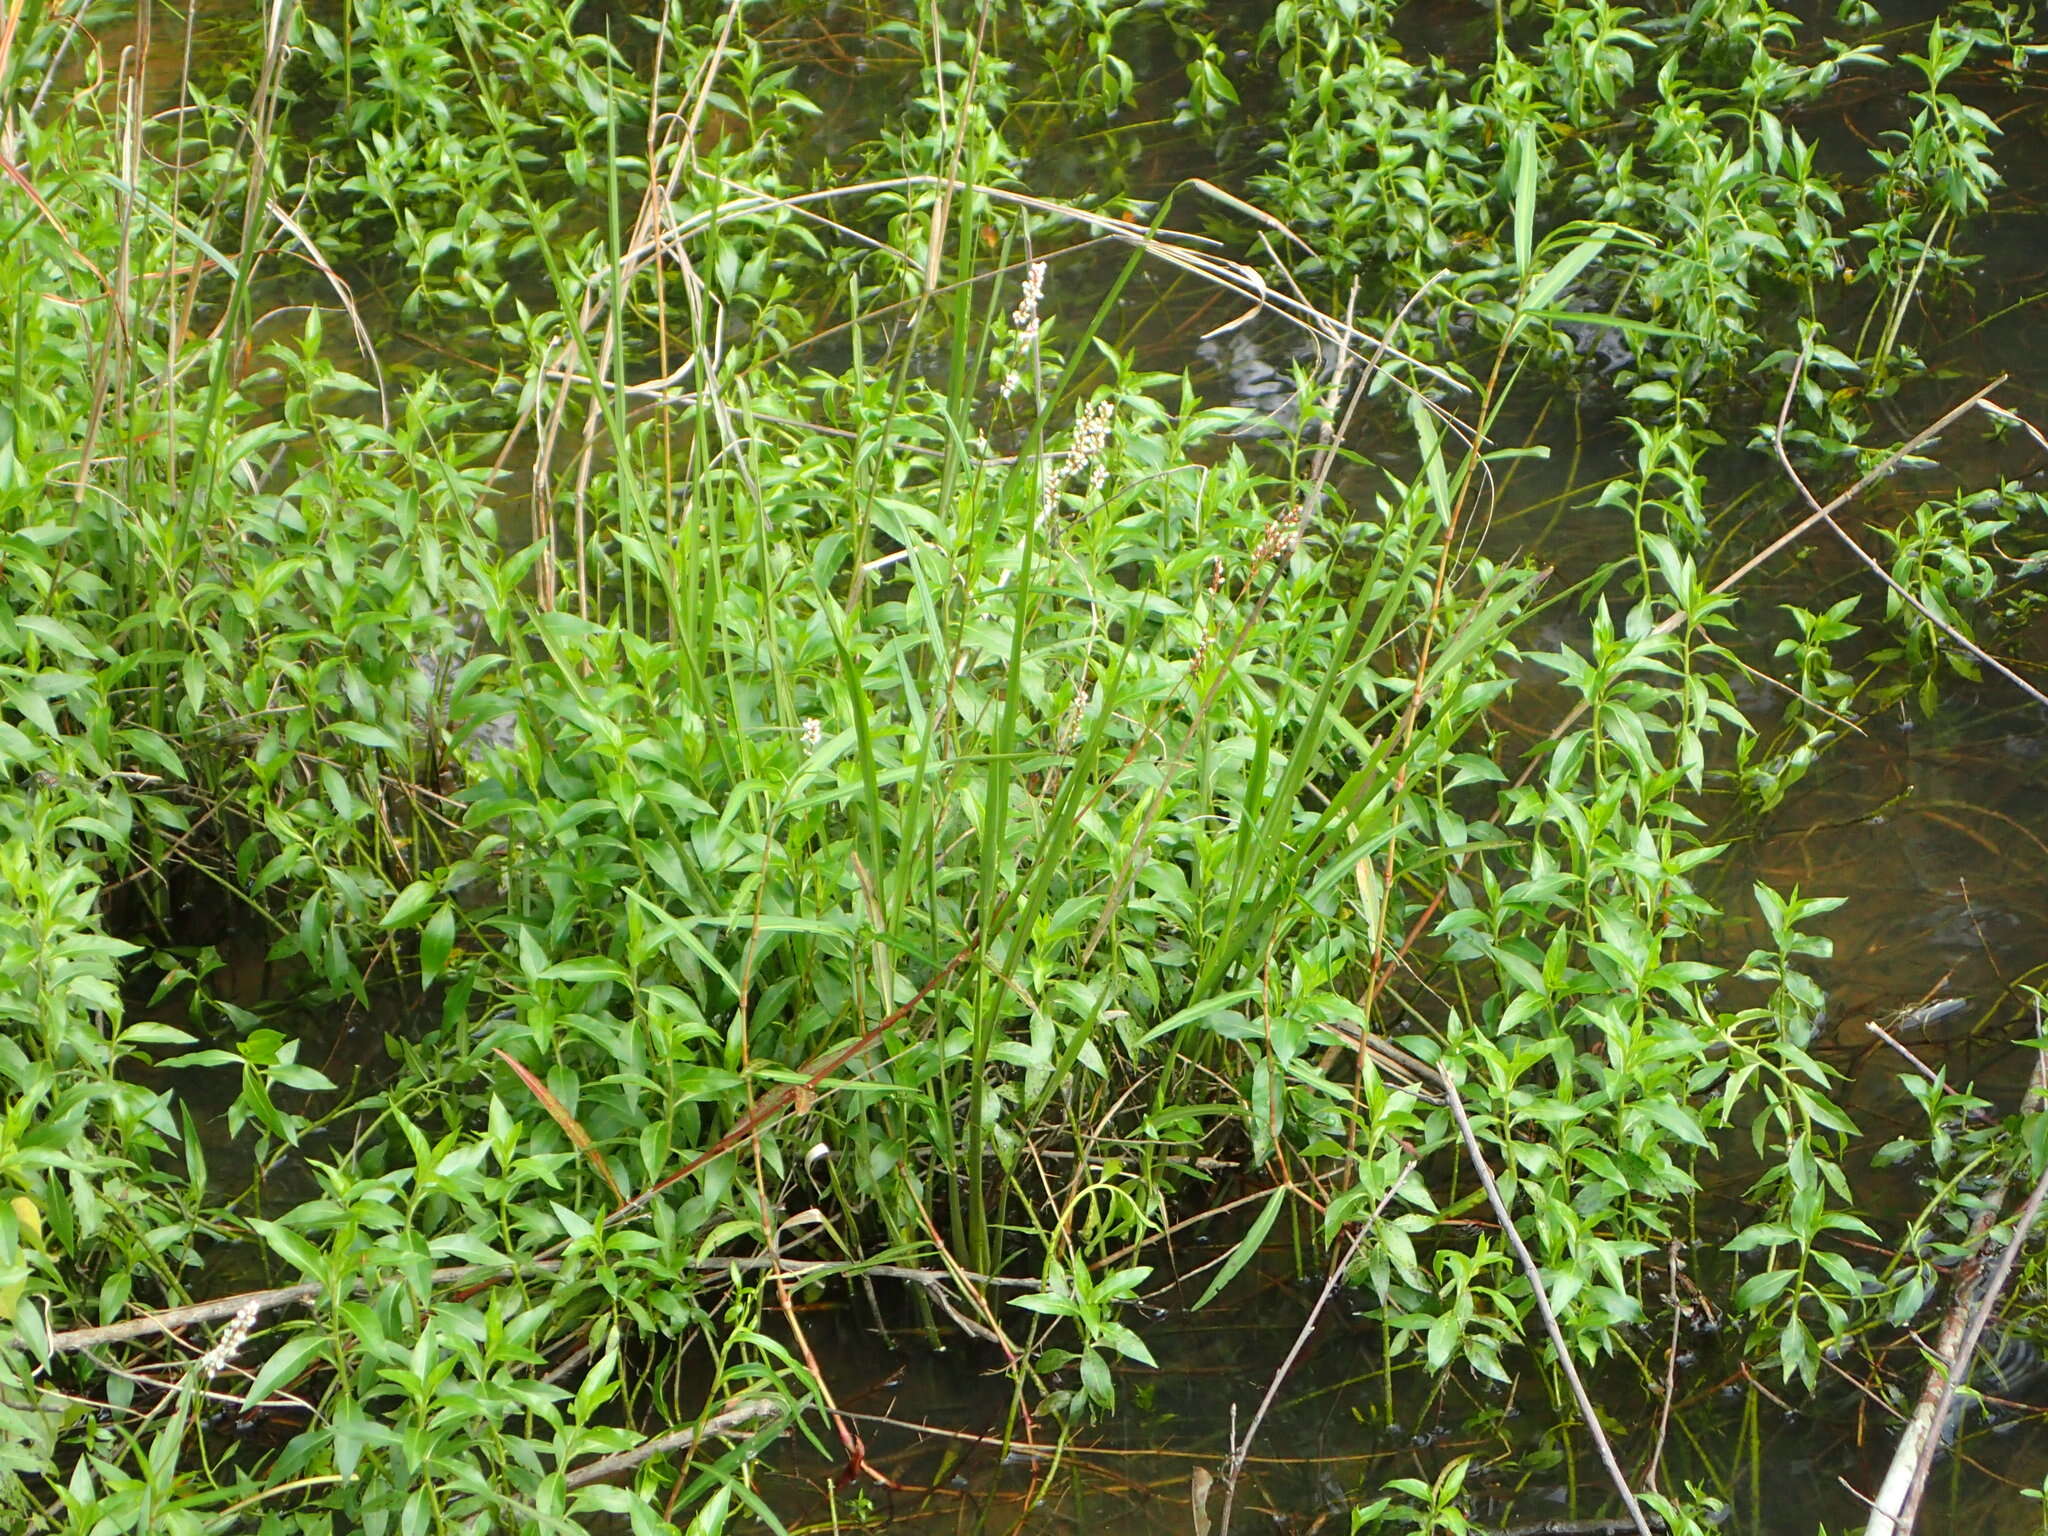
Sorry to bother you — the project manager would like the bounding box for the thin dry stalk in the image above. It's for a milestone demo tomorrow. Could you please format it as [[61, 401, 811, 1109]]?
[[674, 176, 1460, 396], [1642, 1242, 1682, 1494], [759, 1209, 880, 1487], [1771, 358, 2048, 712], [19, 0, 92, 121], [1215, 1161, 1417, 1536], [265, 199, 389, 427], [1864, 1021, 1944, 1086], [511, 0, 736, 606], [1509, 373, 2009, 794], [1441, 1070, 1654, 1536]]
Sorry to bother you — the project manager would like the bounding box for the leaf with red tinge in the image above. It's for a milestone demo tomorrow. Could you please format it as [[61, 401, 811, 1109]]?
[[494, 1049, 621, 1201]]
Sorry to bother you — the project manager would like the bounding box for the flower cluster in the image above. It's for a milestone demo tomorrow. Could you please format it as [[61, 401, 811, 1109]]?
[[1055, 684, 1091, 752], [199, 1297, 262, 1379], [999, 260, 1050, 401], [1037, 397, 1116, 529], [1254, 505, 1303, 568], [1010, 260, 1047, 345], [1067, 398, 1114, 496]]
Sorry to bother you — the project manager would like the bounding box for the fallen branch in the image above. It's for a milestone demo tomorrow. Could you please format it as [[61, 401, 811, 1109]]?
[[562, 1397, 785, 1490], [45, 1255, 1031, 1355], [46, 1267, 502, 1354], [1862, 1023, 2048, 1536], [1864, 1021, 1943, 1087], [1641, 1242, 1682, 1494]]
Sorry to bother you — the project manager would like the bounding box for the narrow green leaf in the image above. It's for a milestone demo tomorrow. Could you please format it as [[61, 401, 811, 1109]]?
[[420, 904, 456, 986], [1512, 121, 1538, 280], [380, 880, 436, 930], [241, 1332, 328, 1407], [1193, 1187, 1288, 1310]]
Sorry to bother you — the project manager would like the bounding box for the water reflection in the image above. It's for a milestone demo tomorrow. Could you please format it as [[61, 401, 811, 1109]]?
[[745, 1241, 2048, 1536]]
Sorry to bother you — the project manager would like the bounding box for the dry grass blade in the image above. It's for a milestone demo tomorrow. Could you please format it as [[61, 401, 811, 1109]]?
[[1183, 177, 1317, 256], [494, 1048, 623, 1201], [653, 175, 1464, 397], [265, 198, 389, 427]]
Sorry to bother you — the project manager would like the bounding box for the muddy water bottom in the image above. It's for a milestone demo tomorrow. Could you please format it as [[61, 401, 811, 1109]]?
[[742, 1243, 2048, 1536]]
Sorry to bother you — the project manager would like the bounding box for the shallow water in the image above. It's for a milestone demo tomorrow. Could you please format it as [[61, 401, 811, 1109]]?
[[749, 1219, 2048, 1536]]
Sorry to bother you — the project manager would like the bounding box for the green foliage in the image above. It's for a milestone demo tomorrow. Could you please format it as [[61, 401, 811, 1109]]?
[[0, 0, 2042, 1530], [1243, 0, 2043, 401]]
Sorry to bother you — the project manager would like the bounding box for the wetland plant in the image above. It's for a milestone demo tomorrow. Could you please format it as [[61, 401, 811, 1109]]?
[[0, 1, 2045, 1533]]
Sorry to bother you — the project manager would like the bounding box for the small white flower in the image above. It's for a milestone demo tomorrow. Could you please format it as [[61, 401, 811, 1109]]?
[[1035, 397, 1117, 531], [1010, 260, 1048, 345], [800, 717, 822, 753], [199, 1298, 262, 1379], [1068, 397, 1114, 478], [1254, 505, 1303, 568], [1056, 686, 1091, 752]]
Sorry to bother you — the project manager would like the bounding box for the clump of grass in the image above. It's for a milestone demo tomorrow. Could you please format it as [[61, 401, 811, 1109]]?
[[1, 1, 2045, 1532]]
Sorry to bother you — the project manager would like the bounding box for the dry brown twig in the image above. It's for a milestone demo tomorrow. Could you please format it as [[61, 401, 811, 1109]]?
[[1771, 357, 2048, 713], [562, 1397, 785, 1491], [1509, 372, 2012, 794], [1864, 1020, 1944, 1086], [44, 1254, 1034, 1356], [1642, 1241, 1683, 1495], [1214, 1160, 1418, 1536], [1863, 1023, 2048, 1536]]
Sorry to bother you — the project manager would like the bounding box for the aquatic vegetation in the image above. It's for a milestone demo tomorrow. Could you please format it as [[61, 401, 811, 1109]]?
[[1, 0, 2046, 1533]]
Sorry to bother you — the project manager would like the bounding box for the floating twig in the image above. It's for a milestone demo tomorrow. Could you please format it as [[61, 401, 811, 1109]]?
[[1864, 1021, 1943, 1086]]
